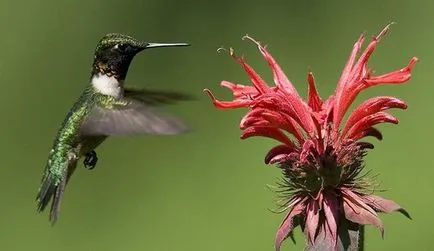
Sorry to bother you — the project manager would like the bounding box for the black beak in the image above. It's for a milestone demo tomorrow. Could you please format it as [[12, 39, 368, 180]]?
[[136, 42, 190, 52], [145, 42, 190, 49]]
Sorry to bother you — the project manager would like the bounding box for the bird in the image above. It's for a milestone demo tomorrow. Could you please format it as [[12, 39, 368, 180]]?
[[36, 33, 191, 224]]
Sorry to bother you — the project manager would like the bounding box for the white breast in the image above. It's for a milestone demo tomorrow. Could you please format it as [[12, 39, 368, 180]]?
[[91, 73, 123, 98]]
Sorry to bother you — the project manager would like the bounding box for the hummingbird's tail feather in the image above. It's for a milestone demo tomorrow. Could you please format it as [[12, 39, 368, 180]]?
[[36, 172, 56, 212], [49, 170, 68, 224], [36, 159, 76, 225]]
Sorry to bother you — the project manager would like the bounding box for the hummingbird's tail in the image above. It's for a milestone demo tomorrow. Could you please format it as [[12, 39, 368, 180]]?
[[36, 172, 65, 225], [36, 159, 76, 225]]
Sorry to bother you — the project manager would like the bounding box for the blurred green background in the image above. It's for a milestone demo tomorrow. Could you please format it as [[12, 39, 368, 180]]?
[[0, 0, 429, 250]]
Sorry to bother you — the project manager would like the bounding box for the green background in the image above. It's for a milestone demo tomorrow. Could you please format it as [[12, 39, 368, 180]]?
[[0, 0, 428, 250]]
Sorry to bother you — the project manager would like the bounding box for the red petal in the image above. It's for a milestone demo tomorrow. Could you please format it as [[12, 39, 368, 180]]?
[[347, 41, 380, 86], [270, 154, 301, 164], [323, 95, 336, 125], [362, 195, 411, 219], [229, 47, 270, 94], [275, 199, 304, 251], [332, 24, 417, 131], [300, 140, 315, 163], [239, 38, 317, 136], [241, 118, 271, 129], [333, 57, 416, 132], [342, 189, 379, 216], [356, 142, 375, 150], [240, 108, 272, 129], [305, 200, 320, 244], [240, 126, 293, 146], [342, 96, 407, 136], [307, 72, 323, 112], [352, 127, 383, 141], [253, 93, 316, 137], [342, 189, 384, 237], [261, 111, 304, 142], [220, 80, 260, 99], [364, 57, 418, 85], [243, 35, 300, 97], [346, 112, 399, 140], [323, 193, 340, 247], [346, 24, 392, 94], [333, 33, 366, 128], [203, 89, 253, 109], [240, 108, 302, 141], [343, 200, 383, 236], [264, 145, 296, 164]]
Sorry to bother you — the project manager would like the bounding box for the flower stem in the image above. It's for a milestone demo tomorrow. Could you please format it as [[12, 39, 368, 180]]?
[[358, 225, 365, 251]]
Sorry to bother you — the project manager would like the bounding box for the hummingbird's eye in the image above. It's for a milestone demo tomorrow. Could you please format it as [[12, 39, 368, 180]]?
[[115, 43, 128, 51]]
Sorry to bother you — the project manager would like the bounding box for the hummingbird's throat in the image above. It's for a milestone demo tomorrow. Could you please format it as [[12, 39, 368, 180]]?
[[94, 62, 120, 78], [91, 72, 124, 98]]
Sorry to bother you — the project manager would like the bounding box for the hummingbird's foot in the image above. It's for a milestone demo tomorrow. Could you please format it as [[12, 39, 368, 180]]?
[[67, 151, 78, 161], [84, 150, 98, 170]]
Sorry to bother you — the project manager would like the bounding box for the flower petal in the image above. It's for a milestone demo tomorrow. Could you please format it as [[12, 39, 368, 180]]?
[[352, 127, 383, 141], [305, 200, 320, 244], [223, 41, 318, 137], [265, 145, 296, 164], [261, 111, 304, 142], [356, 142, 375, 150], [347, 27, 388, 87], [240, 108, 303, 142], [203, 88, 253, 109], [342, 189, 378, 214], [307, 72, 323, 112], [332, 24, 417, 131], [241, 118, 271, 128], [229, 47, 270, 94], [346, 112, 399, 140], [342, 189, 384, 237], [241, 36, 318, 136], [334, 57, 416, 131], [243, 35, 300, 97], [240, 108, 270, 129], [240, 126, 293, 146], [333, 33, 365, 128], [343, 25, 392, 107], [342, 96, 407, 136], [220, 80, 260, 99], [323, 193, 340, 247], [364, 57, 418, 86], [300, 140, 315, 164], [363, 195, 411, 219], [275, 200, 304, 251], [253, 93, 316, 137]]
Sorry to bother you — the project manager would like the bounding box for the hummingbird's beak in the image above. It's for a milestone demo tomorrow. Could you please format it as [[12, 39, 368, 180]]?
[[143, 42, 190, 49]]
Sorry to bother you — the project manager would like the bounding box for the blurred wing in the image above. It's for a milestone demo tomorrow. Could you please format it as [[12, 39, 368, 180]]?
[[80, 97, 189, 136], [123, 88, 195, 106]]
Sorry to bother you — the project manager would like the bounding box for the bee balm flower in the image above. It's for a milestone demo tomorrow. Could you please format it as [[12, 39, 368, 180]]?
[[204, 24, 417, 250]]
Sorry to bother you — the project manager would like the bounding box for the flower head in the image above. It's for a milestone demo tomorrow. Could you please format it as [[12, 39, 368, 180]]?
[[204, 24, 417, 250]]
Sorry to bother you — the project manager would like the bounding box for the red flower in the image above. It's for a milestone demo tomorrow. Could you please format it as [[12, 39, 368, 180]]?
[[204, 24, 417, 250]]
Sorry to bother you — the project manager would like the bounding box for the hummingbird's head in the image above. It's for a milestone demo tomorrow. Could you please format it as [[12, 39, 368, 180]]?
[[91, 33, 189, 80]]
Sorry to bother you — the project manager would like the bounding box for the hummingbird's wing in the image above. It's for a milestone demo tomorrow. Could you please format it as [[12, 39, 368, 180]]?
[[123, 88, 194, 106], [79, 89, 192, 136]]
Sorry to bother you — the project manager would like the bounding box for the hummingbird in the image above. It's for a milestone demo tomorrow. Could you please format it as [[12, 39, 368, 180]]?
[[36, 33, 191, 224]]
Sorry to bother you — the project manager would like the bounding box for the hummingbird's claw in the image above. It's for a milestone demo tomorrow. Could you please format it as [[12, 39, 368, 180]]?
[[84, 150, 98, 170], [67, 151, 78, 161]]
